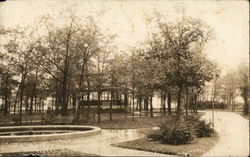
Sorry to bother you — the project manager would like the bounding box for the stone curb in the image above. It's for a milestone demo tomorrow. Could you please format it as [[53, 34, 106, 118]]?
[[0, 125, 101, 143]]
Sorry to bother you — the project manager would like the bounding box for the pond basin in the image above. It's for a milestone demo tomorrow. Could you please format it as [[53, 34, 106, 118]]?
[[0, 125, 101, 143]]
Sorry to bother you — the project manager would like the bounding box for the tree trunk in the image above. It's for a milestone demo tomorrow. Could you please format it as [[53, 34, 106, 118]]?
[[110, 90, 113, 121], [72, 96, 76, 114], [30, 95, 34, 115], [144, 97, 149, 111], [132, 88, 135, 121], [55, 82, 60, 115], [124, 89, 128, 113], [167, 93, 172, 115], [162, 91, 166, 114], [243, 87, 249, 115], [61, 71, 68, 116], [66, 76, 71, 112], [29, 83, 36, 115], [185, 87, 189, 116], [25, 97, 29, 114], [243, 97, 248, 115], [97, 90, 101, 123], [19, 81, 25, 125], [194, 94, 198, 114], [150, 95, 153, 118], [138, 94, 142, 115], [136, 97, 139, 111], [177, 86, 183, 122], [14, 85, 20, 115], [4, 75, 9, 115]]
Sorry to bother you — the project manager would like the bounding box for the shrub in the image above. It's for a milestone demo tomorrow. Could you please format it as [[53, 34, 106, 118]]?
[[147, 129, 162, 141], [196, 120, 214, 137], [165, 124, 194, 145], [147, 115, 214, 145], [184, 115, 214, 137], [148, 120, 195, 145]]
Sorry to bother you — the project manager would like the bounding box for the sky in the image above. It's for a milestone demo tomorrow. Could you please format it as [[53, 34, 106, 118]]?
[[0, 0, 249, 76]]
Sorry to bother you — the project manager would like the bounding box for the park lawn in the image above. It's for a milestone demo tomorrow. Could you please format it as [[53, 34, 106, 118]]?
[[91, 114, 167, 129], [1, 149, 98, 157], [112, 133, 219, 157], [91, 112, 203, 129]]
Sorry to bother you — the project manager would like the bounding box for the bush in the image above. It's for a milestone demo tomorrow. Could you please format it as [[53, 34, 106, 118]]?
[[196, 120, 214, 137], [166, 124, 194, 145], [147, 115, 214, 145], [147, 129, 162, 141], [148, 119, 195, 145], [197, 101, 226, 110]]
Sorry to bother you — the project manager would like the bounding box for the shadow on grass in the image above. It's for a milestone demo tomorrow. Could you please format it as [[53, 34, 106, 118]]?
[[112, 132, 219, 157]]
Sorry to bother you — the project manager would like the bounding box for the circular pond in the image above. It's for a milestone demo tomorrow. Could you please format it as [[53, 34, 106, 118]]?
[[0, 125, 101, 143]]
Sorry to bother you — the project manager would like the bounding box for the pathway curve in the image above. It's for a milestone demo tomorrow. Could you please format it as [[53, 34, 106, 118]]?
[[0, 129, 171, 156], [201, 111, 249, 157]]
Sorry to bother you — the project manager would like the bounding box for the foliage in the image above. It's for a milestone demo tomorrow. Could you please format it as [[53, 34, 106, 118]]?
[[147, 115, 214, 145], [142, 14, 218, 120], [0, 11, 219, 122], [185, 116, 214, 137], [195, 120, 214, 137], [215, 62, 249, 114], [236, 63, 249, 115], [197, 101, 226, 110]]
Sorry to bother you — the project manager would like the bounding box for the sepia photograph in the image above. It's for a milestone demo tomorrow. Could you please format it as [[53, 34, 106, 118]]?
[[0, 0, 249, 156]]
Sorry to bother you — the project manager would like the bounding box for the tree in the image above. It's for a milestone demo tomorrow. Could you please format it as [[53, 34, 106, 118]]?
[[217, 71, 238, 110], [236, 63, 249, 115], [29, 14, 109, 116], [4, 36, 35, 123], [145, 15, 217, 121], [0, 66, 17, 115]]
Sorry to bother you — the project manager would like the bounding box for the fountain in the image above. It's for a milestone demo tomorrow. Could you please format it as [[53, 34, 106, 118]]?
[[0, 125, 101, 143]]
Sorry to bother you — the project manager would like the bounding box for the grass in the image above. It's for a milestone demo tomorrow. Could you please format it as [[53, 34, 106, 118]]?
[[113, 132, 219, 157], [0, 149, 98, 157], [90, 112, 203, 129], [0, 111, 205, 129], [91, 113, 168, 129], [111, 114, 218, 157]]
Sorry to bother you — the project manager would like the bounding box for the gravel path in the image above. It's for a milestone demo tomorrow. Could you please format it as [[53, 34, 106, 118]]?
[[201, 111, 249, 157], [0, 129, 170, 156]]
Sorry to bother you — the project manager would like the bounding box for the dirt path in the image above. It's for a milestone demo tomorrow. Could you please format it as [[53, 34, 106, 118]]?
[[201, 111, 249, 157]]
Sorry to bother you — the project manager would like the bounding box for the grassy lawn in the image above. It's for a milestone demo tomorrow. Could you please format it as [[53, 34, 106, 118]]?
[[112, 132, 219, 157], [90, 112, 203, 129], [0, 149, 98, 157], [91, 113, 168, 129], [0, 111, 205, 129]]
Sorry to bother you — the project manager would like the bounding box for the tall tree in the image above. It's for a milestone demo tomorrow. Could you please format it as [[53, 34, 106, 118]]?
[[145, 15, 217, 121], [237, 63, 249, 115]]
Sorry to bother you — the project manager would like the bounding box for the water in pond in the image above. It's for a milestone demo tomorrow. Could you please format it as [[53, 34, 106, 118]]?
[[0, 130, 77, 136]]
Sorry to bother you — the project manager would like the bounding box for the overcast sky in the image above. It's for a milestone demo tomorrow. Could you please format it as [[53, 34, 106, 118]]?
[[0, 0, 249, 75]]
